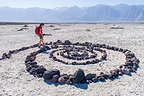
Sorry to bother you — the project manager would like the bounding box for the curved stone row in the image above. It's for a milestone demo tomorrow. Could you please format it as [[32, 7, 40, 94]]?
[[49, 46, 107, 65], [24, 40, 140, 84], [46, 40, 107, 65], [59, 46, 98, 60], [0, 44, 38, 60]]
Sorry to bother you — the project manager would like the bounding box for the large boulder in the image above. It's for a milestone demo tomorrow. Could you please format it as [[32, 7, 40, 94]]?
[[72, 69, 85, 83], [43, 69, 60, 80]]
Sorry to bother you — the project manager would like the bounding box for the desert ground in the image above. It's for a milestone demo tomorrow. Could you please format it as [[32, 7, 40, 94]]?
[[0, 23, 144, 96]]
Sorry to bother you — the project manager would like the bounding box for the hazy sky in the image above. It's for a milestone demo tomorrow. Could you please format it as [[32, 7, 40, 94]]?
[[0, 0, 144, 9]]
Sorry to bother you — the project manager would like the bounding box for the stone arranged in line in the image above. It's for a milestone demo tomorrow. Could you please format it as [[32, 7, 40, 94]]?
[[0, 40, 140, 84], [23, 40, 139, 84]]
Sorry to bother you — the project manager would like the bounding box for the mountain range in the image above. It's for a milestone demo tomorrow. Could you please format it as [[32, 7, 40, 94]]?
[[1, 4, 144, 22]]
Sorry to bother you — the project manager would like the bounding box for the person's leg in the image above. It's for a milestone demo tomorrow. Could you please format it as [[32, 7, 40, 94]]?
[[41, 37, 44, 45], [40, 35, 44, 45], [38, 35, 42, 47]]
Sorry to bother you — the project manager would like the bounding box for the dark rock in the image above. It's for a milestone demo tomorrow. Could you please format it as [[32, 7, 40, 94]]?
[[125, 61, 133, 66], [125, 52, 135, 57], [25, 56, 36, 63], [23, 25, 29, 27], [49, 25, 55, 27], [43, 69, 60, 80], [41, 46, 51, 51], [86, 29, 91, 31], [92, 77, 98, 83], [73, 69, 85, 83], [64, 40, 71, 45], [26, 64, 39, 72], [50, 75, 60, 82], [110, 27, 124, 29], [25, 61, 37, 66], [97, 76, 105, 81], [85, 73, 96, 80], [51, 44, 58, 49], [58, 74, 69, 83], [100, 72, 109, 79], [2, 53, 8, 59], [55, 40, 63, 44], [30, 44, 38, 48], [122, 67, 131, 75]]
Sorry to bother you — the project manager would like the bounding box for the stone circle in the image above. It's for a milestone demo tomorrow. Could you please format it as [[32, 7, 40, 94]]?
[[0, 40, 140, 84]]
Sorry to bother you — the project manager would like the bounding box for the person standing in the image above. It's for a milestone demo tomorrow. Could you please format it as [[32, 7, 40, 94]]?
[[35, 23, 45, 47]]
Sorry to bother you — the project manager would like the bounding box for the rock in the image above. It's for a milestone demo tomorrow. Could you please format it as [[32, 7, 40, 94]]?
[[18, 47, 30, 51], [36, 49, 45, 53], [85, 73, 96, 80], [92, 77, 98, 83], [34, 66, 47, 77], [51, 44, 58, 49], [58, 74, 69, 83], [86, 29, 91, 31], [64, 40, 71, 45], [56, 40, 63, 44], [43, 69, 60, 80], [49, 25, 54, 27], [110, 27, 124, 29], [100, 72, 109, 79], [25, 61, 37, 66], [110, 70, 119, 78], [41, 46, 51, 51], [25, 56, 36, 63], [50, 75, 60, 82], [97, 76, 105, 81], [125, 61, 133, 66], [26, 64, 39, 72], [2, 53, 8, 59], [122, 67, 131, 75], [30, 44, 38, 48], [73, 69, 85, 83], [125, 52, 135, 57], [23, 25, 29, 27]]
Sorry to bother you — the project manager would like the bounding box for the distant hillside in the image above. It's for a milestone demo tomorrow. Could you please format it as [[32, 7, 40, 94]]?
[[1, 4, 144, 22]]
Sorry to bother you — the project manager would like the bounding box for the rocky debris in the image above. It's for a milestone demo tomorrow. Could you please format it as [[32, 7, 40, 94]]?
[[43, 69, 60, 80]]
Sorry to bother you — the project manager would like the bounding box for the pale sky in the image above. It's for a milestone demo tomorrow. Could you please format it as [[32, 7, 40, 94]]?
[[0, 0, 144, 9]]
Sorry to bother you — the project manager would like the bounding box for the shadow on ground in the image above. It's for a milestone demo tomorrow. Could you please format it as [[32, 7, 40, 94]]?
[[44, 80, 88, 90]]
